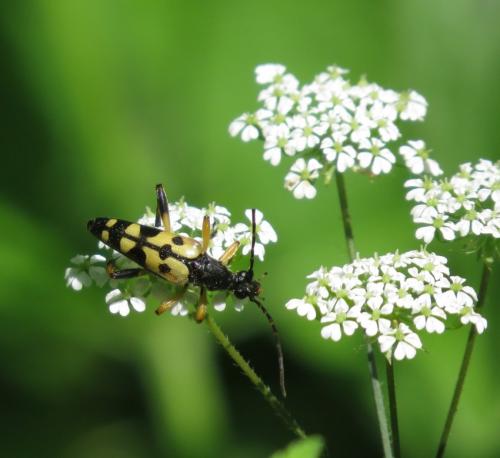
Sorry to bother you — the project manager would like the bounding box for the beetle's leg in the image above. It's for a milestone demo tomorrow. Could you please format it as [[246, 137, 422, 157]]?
[[106, 261, 147, 279], [194, 287, 208, 323], [155, 184, 171, 232], [218, 241, 240, 266], [155, 286, 188, 315], [201, 215, 211, 254]]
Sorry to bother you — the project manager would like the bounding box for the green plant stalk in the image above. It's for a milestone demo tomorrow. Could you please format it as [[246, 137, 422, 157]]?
[[386, 361, 400, 458], [436, 263, 492, 458], [204, 313, 307, 439], [335, 171, 393, 458]]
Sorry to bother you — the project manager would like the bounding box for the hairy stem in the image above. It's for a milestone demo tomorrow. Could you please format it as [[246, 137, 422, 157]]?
[[436, 263, 492, 458], [335, 170, 393, 458], [386, 361, 400, 458], [205, 314, 307, 439]]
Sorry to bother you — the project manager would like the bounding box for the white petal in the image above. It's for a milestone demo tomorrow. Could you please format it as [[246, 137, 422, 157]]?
[[342, 320, 358, 336], [130, 297, 146, 312], [241, 125, 259, 142], [106, 288, 123, 304], [378, 335, 396, 353], [321, 323, 342, 341], [416, 226, 435, 244]]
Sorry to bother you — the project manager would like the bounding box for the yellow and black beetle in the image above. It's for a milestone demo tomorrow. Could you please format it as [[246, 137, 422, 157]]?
[[87, 184, 286, 396]]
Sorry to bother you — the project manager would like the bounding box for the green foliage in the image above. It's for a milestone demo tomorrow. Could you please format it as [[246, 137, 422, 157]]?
[[271, 436, 325, 458], [1, 1, 499, 457]]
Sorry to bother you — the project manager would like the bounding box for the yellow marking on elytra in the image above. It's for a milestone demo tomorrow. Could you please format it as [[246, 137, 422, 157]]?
[[125, 224, 141, 237], [145, 231, 172, 248], [106, 218, 117, 228], [120, 237, 136, 253], [146, 232, 202, 260], [172, 237, 202, 259], [143, 246, 189, 284], [102, 230, 109, 242], [165, 257, 189, 281]]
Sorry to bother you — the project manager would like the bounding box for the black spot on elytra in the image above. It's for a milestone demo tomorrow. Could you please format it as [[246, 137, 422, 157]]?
[[108, 220, 131, 250], [127, 246, 146, 266], [159, 244, 172, 260], [140, 224, 160, 237], [172, 235, 184, 246], [159, 263, 171, 273]]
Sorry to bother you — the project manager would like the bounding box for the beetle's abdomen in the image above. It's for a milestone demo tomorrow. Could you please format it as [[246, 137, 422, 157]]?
[[87, 217, 202, 285]]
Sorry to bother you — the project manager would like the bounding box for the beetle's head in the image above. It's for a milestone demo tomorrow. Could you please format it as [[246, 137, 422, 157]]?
[[232, 271, 261, 299]]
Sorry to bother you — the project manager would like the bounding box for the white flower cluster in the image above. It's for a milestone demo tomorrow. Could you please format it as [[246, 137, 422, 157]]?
[[406, 159, 500, 244], [286, 249, 486, 361], [65, 201, 277, 317], [230, 63, 430, 199]]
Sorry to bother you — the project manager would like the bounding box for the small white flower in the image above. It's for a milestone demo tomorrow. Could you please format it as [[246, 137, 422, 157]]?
[[320, 300, 361, 341], [320, 134, 357, 172], [205, 203, 231, 224], [285, 296, 318, 320], [378, 323, 422, 360], [306, 266, 331, 299], [255, 64, 287, 85], [412, 294, 447, 333], [398, 90, 428, 121], [358, 296, 393, 337], [290, 115, 327, 152], [65, 254, 107, 290], [460, 307, 488, 334], [284, 158, 322, 199], [415, 209, 456, 243], [369, 101, 400, 142], [399, 140, 443, 176], [232, 209, 277, 261], [262, 124, 295, 166], [105, 288, 146, 317], [358, 138, 395, 175], [229, 109, 272, 142]]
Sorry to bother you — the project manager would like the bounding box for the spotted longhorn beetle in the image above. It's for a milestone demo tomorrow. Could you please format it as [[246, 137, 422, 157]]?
[[87, 184, 285, 396]]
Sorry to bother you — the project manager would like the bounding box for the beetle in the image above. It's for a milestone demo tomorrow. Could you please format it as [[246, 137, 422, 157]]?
[[87, 184, 286, 396]]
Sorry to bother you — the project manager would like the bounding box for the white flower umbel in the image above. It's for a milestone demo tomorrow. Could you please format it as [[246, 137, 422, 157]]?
[[406, 159, 500, 250], [285, 249, 486, 361], [66, 199, 277, 317], [231, 63, 430, 199]]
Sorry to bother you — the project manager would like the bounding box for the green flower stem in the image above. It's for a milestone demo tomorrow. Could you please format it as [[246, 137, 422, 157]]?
[[386, 361, 400, 458], [436, 262, 492, 458], [335, 171, 394, 458], [204, 314, 307, 439]]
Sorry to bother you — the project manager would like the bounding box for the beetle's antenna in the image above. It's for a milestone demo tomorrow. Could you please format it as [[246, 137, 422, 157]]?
[[250, 297, 286, 398], [248, 208, 257, 280]]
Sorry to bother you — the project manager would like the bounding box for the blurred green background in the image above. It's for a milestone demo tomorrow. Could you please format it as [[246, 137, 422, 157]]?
[[1, 1, 499, 457]]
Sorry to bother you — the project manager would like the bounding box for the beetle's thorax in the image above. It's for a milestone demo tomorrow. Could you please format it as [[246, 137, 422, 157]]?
[[187, 254, 260, 298]]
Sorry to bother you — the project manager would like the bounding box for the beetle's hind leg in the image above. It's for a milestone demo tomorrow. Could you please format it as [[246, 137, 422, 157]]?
[[155, 286, 188, 315], [155, 184, 171, 232], [106, 261, 147, 279]]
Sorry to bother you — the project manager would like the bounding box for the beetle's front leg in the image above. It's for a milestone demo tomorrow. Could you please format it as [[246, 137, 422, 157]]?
[[218, 241, 240, 266], [106, 261, 147, 279]]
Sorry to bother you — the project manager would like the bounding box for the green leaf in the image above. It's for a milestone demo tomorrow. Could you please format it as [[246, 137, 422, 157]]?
[[271, 436, 325, 458]]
